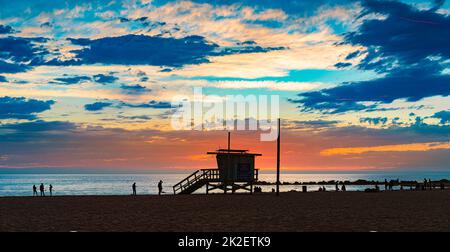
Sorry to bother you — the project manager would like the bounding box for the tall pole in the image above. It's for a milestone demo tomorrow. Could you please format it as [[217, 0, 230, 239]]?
[[228, 131, 231, 151], [276, 118, 281, 196]]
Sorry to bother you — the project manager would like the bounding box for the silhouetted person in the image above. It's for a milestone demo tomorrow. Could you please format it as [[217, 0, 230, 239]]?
[[158, 180, 163, 195], [132, 182, 137, 195], [335, 183, 339, 192], [341, 184, 346, 192], [423, 178, 427, 190], [322, 186, 326, 192], [49, 184, 53, 196], [33, 185, 38, 196], [440, 182, 445, 190], [39, 183, 45, 196], [384, 179, 388, 191], [375, 184, 380, 191], [428, 179, 432, 190]]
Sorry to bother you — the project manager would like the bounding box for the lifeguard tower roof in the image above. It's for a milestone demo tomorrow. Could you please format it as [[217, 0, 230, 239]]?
[[207, 149, 262, 156]]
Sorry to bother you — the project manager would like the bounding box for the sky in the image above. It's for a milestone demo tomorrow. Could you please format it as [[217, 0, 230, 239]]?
[[0, 0, 449, 171]]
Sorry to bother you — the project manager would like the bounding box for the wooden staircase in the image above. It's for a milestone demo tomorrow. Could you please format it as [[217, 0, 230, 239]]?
[[173, 169, 220, 194]]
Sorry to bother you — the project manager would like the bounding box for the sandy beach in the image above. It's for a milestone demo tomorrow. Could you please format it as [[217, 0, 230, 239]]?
[[1, 190, 449, 232]]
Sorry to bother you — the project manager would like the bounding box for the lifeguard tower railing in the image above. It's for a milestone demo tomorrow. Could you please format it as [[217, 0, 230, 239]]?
[[173, 168, 259, 194]]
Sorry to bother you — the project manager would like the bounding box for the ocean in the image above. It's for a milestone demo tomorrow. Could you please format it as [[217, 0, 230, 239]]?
[[0, 171, 449, 196]]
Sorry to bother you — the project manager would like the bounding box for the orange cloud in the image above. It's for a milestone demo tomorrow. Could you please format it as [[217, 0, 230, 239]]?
[[320, 142, 450, 156]]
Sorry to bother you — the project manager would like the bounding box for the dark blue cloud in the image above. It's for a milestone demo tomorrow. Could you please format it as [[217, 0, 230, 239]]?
[[0, 36, 48, 63], [0, 120, 76, 132], [0, 75, 7, 82], [292, 0, 450, 113], [64, 35, 219, 67], [345, 50, 360, 60], [0, 24, 15, 34], [220, 43, 285, 54], [334, 62, 352, 68], [291, 60, 450, 113], [0, 60, 30, 73], [360, 117, 388, 125], [58, 34, 283, 67], [52, 75, 91, 85], [84, 102, 113, 111], [93, 74, 118, 84], [160, 68, 173, 72], [117, 115, 152, 120], [0, 96, 55, 120], [120, 84, 151, 94], [40, 22, 52, 28], [0, 36, 48, 73], [346, 0, 450, 73], [287, 119, 339, 130], [120, 100, 173, 109], [432, 110, 450, 124]]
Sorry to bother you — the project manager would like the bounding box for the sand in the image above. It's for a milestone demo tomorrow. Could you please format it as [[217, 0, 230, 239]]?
[[0, 190, 449, 232]]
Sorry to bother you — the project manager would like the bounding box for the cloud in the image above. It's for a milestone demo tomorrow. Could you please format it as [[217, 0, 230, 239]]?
[[284, 119, 339, 131], [334, 62, 352, 68], [84, 102, 113, 111], [58, 34, 283, 67], [346, 0, 450, 73], [320, 141, 450, 156], [0, 120, 76, 132], [0, 60, 31, 73], [360, 117, 388, 125], [64, 34, 218, 67], [0, 96, 55, 120], [291, 0, 450, 113], [0, 75, 7, 82], [432, 110, 450, 124], [120, 100, 173, 109], [93, 74, 118, 84], [117, 115, 152, 120], [0, 36, 48, 64], [52, 75, 91, 85], [168, 0, 355, 16], [0, 24, 15, 34], [120, 84, 151, 94], [0, 36, 49, 73]]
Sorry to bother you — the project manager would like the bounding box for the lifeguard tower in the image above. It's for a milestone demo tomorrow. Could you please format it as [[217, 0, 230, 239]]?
[[173, 132, 261, 194]]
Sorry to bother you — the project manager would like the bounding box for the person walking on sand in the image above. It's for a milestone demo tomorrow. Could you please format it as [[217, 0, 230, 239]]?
[[33, 185, 38, 196], [384, 179, 388, 191], [49, 184, 53, 196], [132, 182, 137, 195], [158, 180, 163, 195], [39, 183, 45, 196], [335, 183, 339, 192], [341, 184, 346, 192]]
